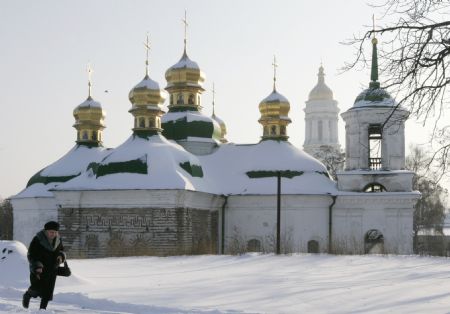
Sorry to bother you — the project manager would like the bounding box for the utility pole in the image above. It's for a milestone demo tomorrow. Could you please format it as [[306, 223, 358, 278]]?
[[276, 171, 281, 254]]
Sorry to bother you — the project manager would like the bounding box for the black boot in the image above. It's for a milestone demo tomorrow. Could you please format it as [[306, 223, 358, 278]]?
[[22, 291, 31, 309], [40, 298, 49, 310]]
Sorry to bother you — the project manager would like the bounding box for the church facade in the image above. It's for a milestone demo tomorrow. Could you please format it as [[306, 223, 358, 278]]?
[[11, 33, 420, 258]]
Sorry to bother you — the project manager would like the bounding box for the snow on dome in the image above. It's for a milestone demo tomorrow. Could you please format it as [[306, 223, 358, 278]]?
[[261, 90, 289, 103], [75, 97, 102, 110], [308, 66, 333, 101], [199, 140, 337, 195], [14, 145, 109, 198], [56, 134, 218, 192], [132, 76, 161, 90], [168, 51, 200, 70], [353, 87, 396, 108]]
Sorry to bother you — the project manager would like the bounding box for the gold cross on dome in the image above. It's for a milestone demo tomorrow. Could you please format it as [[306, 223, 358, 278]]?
[[182, 9, 189, 50], [272, 55, 278, 91], [87, 63, 93, 98], [144, 33, 151, 76]]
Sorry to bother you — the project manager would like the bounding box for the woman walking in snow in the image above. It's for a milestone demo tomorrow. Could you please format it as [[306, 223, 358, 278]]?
[[22, 221, 66, 310]]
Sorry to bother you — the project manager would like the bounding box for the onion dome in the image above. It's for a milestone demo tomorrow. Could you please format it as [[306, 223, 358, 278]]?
[[308, 65, 333, 101], [128, 36, 166, 138], [258, 58, 291, 140], [353, 37, 396, 108], [73, 74, 106, 147]]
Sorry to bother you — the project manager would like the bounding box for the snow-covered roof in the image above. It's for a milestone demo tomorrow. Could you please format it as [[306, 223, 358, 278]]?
[[55, 134, 218, 192], [261, 90, 289, 103], [198, 140, 337, 195], [14, 145, 109, 198], [162, 111, 220, 124], [353, 87, 396, 108]]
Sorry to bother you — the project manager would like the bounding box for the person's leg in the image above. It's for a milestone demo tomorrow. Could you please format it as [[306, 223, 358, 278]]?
[[39, 298, 49, 310], [22, 290, 31, 309]]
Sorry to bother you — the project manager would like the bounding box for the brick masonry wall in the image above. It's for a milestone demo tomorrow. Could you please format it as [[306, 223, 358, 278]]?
[[59, 207, 218, 258]]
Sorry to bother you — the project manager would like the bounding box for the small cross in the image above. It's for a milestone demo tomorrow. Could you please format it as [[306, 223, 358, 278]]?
[[182, 9, 189, 49], [272, 55, 278, 91], [144, 33, 151, 76], [87, 63, 93, 98]]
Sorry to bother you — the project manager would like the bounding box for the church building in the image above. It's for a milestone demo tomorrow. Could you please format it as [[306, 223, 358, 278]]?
[[11, 27, 419, 258]]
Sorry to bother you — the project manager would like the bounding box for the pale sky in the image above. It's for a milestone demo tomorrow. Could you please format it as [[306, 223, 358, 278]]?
[[0, 0, 434, 198]]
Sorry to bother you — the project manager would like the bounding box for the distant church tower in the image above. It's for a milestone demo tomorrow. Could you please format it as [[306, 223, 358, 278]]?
[[303, 65, 340, 156]]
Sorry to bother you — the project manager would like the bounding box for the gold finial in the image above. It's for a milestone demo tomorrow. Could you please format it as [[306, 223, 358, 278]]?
[[272, 55, 278, 91], [182, 9, 188, 52], [372, 14, 378, 44], [144, 33, 151, 77], [87, 63, 93, 99], [212, 83, 216, 116]]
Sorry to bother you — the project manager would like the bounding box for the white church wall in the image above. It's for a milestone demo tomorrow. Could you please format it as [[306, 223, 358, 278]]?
[[337, 171, 414, 192], [224, 195, 332, 253], [334, 194, 418, 254], [11, 197, 57, 246]]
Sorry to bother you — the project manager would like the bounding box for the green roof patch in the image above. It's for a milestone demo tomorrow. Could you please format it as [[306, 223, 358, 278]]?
[[179, 161, 204, 178], [89, 156, 148, 178], [246, 170, 304, 179], [26, 170, 80, 187]]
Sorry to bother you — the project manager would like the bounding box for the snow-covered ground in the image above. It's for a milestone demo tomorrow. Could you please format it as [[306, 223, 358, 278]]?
[[1, 241, 450, 314]]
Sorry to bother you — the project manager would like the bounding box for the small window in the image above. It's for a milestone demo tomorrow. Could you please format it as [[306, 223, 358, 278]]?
[[307, 240, 319, 253], [170, 94, 174, 105], [363, 183, 386, 192], [177, 94, 184, 105], [149, 119, 155, 127], [82, 131, 88, 140], [92, 132, 97, 140], [247, 239, 261, 252], [271, 125, 277, 135], [188, 94, 195, 105], [280, 125, 286, 136], [139, 117, 145, 128]]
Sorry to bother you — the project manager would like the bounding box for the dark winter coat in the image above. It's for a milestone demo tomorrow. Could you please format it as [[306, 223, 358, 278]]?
[[27, 230, 65, 301]]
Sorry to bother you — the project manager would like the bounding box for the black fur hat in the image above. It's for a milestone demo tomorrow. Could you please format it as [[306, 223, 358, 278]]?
[[44, 221, 59, 231]]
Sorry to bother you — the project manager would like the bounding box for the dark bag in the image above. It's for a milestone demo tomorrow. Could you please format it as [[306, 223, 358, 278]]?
[[57, 261, 71, 277]]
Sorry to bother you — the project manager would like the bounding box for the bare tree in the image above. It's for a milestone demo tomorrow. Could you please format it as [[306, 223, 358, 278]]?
[[406, 144, 447, 252], [345, 0, 450, 176], [0, 199, 13, 240]]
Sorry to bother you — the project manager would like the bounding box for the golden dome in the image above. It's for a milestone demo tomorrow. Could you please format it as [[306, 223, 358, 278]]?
[[308, 66, 333, 101], [129, 75, 166, 107], [165, 51, 205, 91], [73, 96, 106, 146], [258, 90, 291, 140]]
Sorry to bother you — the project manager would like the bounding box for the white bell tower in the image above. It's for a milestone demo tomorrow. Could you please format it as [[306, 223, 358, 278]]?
[[303, 65, 340, 156]]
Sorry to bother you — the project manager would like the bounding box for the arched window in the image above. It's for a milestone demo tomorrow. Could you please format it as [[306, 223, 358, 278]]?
[[271, 125, 277, 135], [364, 229, 384, 254], [368, 124, 383, 170], [149, 119, 155, 127], [170, 94, 174, 105], [139, 117, 145, 128], [363, 183, 386, 192], [307, 240, 319, 253], [188, 94, 195, 105], [92, 131, 97, 140], [280, 125, 286, 136], [318, 120, 323, 141], [247, 239, 261, 252], [177, 94, 184, 105], [82, 131, 88, 140]]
